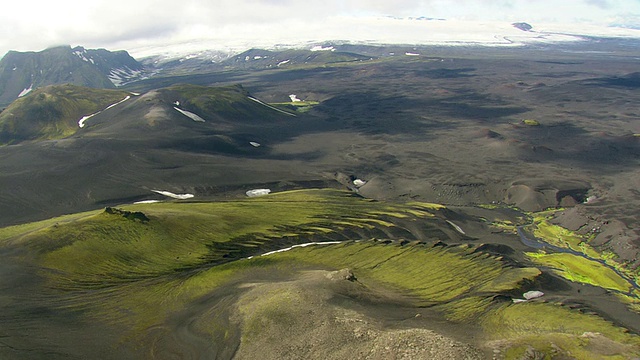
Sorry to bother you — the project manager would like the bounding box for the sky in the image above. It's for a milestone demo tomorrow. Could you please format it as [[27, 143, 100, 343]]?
[[1, 0, 639, 58]]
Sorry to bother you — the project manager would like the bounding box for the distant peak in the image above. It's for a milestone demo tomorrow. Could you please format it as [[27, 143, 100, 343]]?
[[512, 22, 533, 32]]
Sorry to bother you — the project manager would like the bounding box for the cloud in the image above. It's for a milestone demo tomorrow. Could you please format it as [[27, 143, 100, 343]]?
[[0, 0, 638, 57], [584, 0, 612, 8]]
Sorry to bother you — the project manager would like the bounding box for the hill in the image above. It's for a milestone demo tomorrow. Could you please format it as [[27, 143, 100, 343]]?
[[0, 84, 131, 144], [0, 83, 296, 145], [0, 45, 145, 106], [0, 189, 638, 358]]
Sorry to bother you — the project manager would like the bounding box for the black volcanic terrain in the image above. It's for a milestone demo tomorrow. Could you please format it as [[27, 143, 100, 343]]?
[[0, 40, 639, 358], [2, 42, 638, 249]]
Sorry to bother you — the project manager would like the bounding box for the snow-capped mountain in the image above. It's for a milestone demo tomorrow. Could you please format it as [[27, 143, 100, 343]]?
[[0, 45, 146, 106]]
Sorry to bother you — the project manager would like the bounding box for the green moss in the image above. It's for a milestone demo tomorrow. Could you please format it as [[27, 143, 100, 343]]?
[[483, 302, 640, 357], [0, 84, 131, 143], [523, 119, 540, 126], [268, 242, 539, 305], [527, 211, 640, 294], [489, 219, 518, 233], [527, 252, 632, 293], [405, 201, 446, 210], [269, 100, 319, 113], [3, 189, 639, 357], [531, 217, 600, 258]]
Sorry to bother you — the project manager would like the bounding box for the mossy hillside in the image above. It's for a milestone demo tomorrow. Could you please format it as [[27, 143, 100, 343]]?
[[6, 189, 446, 290], [3, 189, 639, 357], [0, 210, 101, 245], [483, 302, 640, 359], [0, 84, 130, 144], [267, 243, 640, 357], [266, 241, 541, 305], [0, 189, 454, 339]]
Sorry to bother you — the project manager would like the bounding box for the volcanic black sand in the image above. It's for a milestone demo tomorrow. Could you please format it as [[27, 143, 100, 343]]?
[[0, 40, 639, 358]]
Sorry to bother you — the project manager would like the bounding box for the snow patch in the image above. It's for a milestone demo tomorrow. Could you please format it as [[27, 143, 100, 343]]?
[[78, 113, 100, 128], [405, 52, 420, 56], [173, 107, 205, 122], [18, 84, 33, 97], [105, 96, 130, 111], [247, 96, 296, 116], [289, 94, 301, 102], [353, 179, 366, 187], [513, 290, 544, 303], [277, 59, 290, 66], [151, 190, 194, 199], [446, 220, 466, 235], [310, 45, 335, 52], [78, 96, 131, 128], [108, 67, 146, 87], [134, 200, 161, 204], [246, 189, 271, 197], [249, 141, 261, 147], [73, 49, 93, 63], [248, 241, 343, 259]]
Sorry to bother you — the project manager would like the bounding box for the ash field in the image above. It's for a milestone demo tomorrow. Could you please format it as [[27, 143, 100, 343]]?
[[0, 39, 639, 359]]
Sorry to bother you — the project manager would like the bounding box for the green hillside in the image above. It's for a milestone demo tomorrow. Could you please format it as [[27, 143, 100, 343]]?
[[1, 188, 638, 358], [0, 84, 130, 144]]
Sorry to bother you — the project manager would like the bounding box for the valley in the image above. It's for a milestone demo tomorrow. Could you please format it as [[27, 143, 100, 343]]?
[[0, 39, 639, 358]]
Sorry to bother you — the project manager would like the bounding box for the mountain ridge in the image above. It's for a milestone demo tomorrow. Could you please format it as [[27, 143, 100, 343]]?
[[0, 45, 145, 106]]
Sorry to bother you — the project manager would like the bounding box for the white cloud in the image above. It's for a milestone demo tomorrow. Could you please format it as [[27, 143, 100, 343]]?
[[0, 0, 639, 58]]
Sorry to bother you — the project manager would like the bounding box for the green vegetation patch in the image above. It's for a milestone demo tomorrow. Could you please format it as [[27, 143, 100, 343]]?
[[270, 100, 319, 113], [2, 189, 446, 291], [522, 119, 540, 126], [531, 216, 600, 257], [3, 189, 639, 357], [527, 211, 640, 292], [484, 302, 639, 358], [0, 84, 130, 144], [270, 243, 639, 357], [267, 241, 539, 305], [527, 252, 632, 293]]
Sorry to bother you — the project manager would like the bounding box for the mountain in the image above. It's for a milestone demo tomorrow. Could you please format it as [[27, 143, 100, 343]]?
[[221, 48, 373, 70], [138, 47, 374, 76], [0, 45, 145, 106], [512, 22, 533, 31]]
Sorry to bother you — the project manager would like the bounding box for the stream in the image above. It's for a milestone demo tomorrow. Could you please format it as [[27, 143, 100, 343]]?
[[516, 226, 640, 294]]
